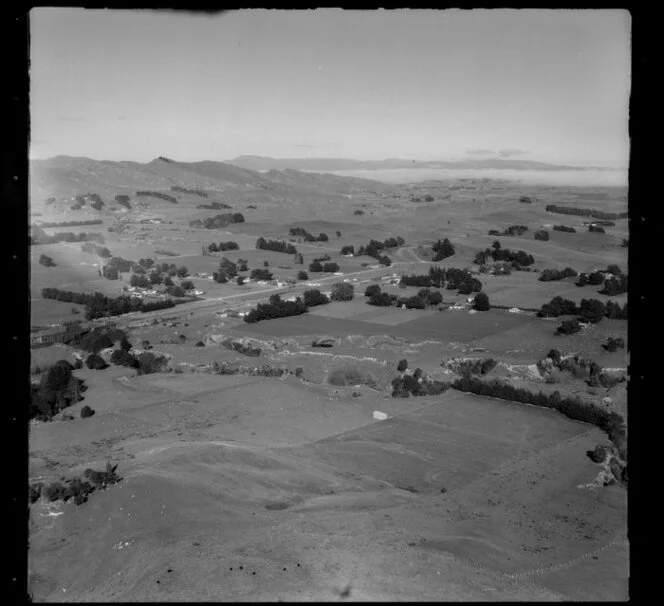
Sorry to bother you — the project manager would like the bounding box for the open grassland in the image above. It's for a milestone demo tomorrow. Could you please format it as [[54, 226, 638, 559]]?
[[29, 368, 626, 601]]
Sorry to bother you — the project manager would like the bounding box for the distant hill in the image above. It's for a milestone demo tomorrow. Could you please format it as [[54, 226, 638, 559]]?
[[29, 156, 397, 201], [228, 155, 608, 172]]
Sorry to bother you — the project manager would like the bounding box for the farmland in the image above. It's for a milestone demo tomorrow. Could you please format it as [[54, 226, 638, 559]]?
[[28, 154, 628, 602]]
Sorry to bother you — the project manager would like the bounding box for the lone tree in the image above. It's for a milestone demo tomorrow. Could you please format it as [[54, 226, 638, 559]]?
[[330, 282, 354, 301], [473, 292, 490, 311], [364, 284, 381, 298], [397, 359, 408, 372]]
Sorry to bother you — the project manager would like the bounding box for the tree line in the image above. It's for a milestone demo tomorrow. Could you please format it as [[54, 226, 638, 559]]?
[[289, 227, 329, 242], [538, 296, 628, 322], [189, 213, 245, 229], [197, 201, 232, 210], [256, 237, 298, 254], [41, 287, 179, 319], [136, 190, 178, 203], [545, 204, 628, 221], [171, 185, 208, 197], [35, 219, 103, 228]]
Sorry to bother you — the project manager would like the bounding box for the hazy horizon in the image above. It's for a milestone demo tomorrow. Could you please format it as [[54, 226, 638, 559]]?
[[30, 9, 630, 168]]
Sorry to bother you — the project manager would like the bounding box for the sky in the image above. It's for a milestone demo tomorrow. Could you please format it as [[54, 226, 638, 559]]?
[[29, 8, 631, 167]]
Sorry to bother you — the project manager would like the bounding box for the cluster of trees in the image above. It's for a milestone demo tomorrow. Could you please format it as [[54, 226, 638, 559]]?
[[599, 273, 628, 296], [206, 241, 239, 252], [552, 225, 577, 233], [288, 227, 329, 242], [41, 288, 180, 319], [431, 238, 455, 261], [356, 236, 404, 258], [171, 185, 207, 197], [340, 245, 355, 256], [540, 351, 626, 392], [519, 196, 533, 203], [454, 358, 498, 377], [189, 212, 245, 228], [136, 190, 178, 203], [534, 229, 550, 241], [400, 266, 481, 294], [308, 260, 340, 273], [256, 237, 298, 254], [502, 224, 529, 236], [29, 360, 86, 421], [590, 220, 616, 227], [250, 268, 273, 281], [245, 294, 307, 323], [538, 296, 628, 321], [213, 257, 239, 282], [38, 254, 56, 267], [114, 195, 131, 209], [29, 462, 121, 507], [366, 285, 442, 309], [575, 265, 627, 295], [80, 242, 111, 257], [545, 205, 628, 221], [538, 267, 578, 282], [391, 368, 449, 397], [35, 219, 103, 228], [474, 244, 535, 268], [575, 271, 605, 287], [197, 201, 232, 210], [588, 225, 606, 234], [72, 193, 104, 210], [450, 376, 625, 450]]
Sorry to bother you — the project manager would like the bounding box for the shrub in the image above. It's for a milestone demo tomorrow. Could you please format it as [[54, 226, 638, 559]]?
[[297, 270, 309, 280], [473, 292, 490, 311], [80, 405, 95, 419], [330, 282, 354, 301], [397, 359, 408, 372], [195, 340, 205, 347]]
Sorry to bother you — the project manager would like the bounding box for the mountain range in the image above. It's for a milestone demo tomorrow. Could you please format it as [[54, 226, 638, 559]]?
[[226, 155, 613, 172]]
